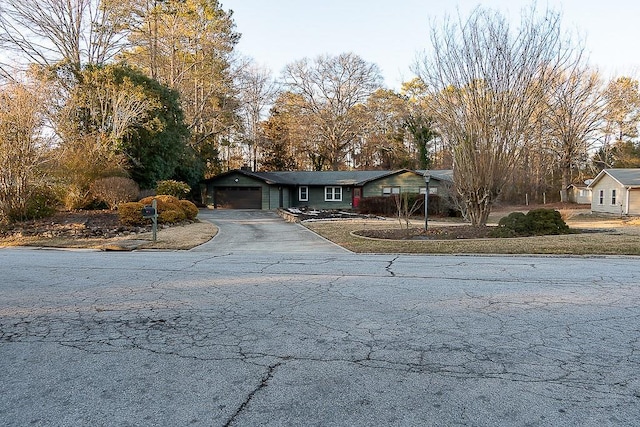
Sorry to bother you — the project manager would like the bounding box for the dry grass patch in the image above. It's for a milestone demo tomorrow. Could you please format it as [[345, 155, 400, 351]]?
[[303, 218, 640, 255], [136, 222, 217, 250]]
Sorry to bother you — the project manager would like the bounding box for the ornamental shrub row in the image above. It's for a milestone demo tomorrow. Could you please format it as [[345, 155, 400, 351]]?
[[117, 195, 198, 226]]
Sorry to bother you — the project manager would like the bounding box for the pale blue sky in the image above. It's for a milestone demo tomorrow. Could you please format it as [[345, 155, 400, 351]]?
[[223, 0, 640, 89]]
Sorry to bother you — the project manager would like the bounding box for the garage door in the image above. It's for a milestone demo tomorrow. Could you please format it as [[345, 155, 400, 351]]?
[[214, 186, 262, 209]]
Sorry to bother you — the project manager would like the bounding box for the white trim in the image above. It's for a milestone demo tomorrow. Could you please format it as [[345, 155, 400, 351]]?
[[325, 186, 342, 201], [626, 187, 630, 215], [299, 186, 308, 202]]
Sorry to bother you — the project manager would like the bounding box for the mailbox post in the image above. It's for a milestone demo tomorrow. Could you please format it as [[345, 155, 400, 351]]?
[[141, 199, 158, 242]]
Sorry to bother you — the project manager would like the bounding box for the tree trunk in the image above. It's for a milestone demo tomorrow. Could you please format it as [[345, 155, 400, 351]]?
[[463, 188, 494, 226], [559, 165, 571, 203]]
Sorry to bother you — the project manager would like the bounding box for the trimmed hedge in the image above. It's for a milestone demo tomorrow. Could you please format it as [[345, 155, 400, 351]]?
[[159, 209, 186, 224], [118, 195, 199, 226], [139, 195, 198, 224], [179, 199, 199, 220], [118, 202, 146, 226]]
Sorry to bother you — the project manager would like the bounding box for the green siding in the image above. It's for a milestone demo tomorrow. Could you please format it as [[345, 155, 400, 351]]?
[[362, 172, 426, 197], [263, 186, 293, 209], [206, 172, 272, 209], [297, 186, 353, 210]]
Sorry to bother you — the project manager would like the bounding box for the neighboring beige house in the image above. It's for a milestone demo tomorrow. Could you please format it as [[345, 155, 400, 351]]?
[[566, 183, 592, 204], [587, 169, 640, 215]]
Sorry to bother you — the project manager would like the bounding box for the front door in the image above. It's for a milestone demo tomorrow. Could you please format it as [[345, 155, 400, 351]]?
[[352, 187, 362, 208]]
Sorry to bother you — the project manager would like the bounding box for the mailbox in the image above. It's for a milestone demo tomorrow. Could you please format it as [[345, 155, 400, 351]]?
[[141, 206, 156, 218]]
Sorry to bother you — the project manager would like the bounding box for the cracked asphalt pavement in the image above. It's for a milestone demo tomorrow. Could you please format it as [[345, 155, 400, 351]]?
[[1, 212, 639, 426]]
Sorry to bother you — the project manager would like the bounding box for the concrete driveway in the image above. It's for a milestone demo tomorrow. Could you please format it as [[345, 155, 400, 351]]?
[[192, 209, 349, 254], [1, 248, 639, 426]]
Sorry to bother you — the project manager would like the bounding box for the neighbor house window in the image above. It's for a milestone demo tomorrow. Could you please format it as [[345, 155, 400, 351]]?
[[382, 186, 401, 196], [419, 187, 438, 195], [611, 189, 617, 205], [299, 186, 308, 202], [325, 186, 342, 201], [599, 190, 604, 205]]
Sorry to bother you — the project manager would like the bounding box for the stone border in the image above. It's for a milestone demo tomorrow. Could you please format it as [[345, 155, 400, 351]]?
[[277, 208, 300, 223]]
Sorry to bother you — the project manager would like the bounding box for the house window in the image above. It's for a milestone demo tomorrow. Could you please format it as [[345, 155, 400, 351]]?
[[382, 186, 401, 196], [325, 186, 342, 201], [419, 187, 438, 195], [599, 190, 604, 205], [299, 186, 308, 202], [611, 189, 617, 205]]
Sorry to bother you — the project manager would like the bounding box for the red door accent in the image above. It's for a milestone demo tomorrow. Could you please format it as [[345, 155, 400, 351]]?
[[353, 187, 362, 208]]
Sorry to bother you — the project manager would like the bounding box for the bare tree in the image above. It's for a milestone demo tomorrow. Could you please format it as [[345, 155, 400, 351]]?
[[594, 76, 640, 168], [282, 52, 383, 170], [235, 59, 279, 170], [545, 66, 604, 202], [602, 76, 640, 144], [415, 6, 577, 225], [0, 81, 52, 220], [392, 193, 424, 230], [0, 0, 130, 72]]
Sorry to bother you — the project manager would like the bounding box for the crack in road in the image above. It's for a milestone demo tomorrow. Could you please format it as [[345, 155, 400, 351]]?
[[385, 256, 399, 276], [223, 362, 282, 427]]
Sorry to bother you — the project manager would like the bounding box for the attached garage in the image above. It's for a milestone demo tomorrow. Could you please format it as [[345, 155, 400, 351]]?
[[588, 169, 640, 215], [214, 186, 262, 209]]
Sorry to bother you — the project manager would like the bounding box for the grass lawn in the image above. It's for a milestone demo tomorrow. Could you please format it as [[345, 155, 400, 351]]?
[[303, 213, 640, 255]]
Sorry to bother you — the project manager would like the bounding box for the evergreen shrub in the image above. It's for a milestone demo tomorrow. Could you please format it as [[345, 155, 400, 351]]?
[[491, 208, 570, 237], [156, 180, 191, 199]]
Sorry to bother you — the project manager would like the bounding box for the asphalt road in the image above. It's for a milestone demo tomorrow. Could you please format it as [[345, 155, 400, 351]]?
[[1, 212, 639, 426]]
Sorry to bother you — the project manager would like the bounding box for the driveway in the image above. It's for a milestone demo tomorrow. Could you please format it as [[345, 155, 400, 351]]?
[[192, 209, 349, 254]]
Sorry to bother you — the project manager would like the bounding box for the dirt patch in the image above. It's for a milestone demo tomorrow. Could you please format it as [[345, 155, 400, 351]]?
[[0, 210, 151, 240], [355, 225, 495, 240]]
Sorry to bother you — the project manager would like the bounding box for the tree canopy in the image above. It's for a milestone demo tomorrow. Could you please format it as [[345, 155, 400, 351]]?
[[282, 52, 383, 170], [1, 0, 640, 219]]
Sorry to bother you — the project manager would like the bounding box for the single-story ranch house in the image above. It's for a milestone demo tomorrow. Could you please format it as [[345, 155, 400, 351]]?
[[203, 169, 453, 210], [588, 168, 640, 215]]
